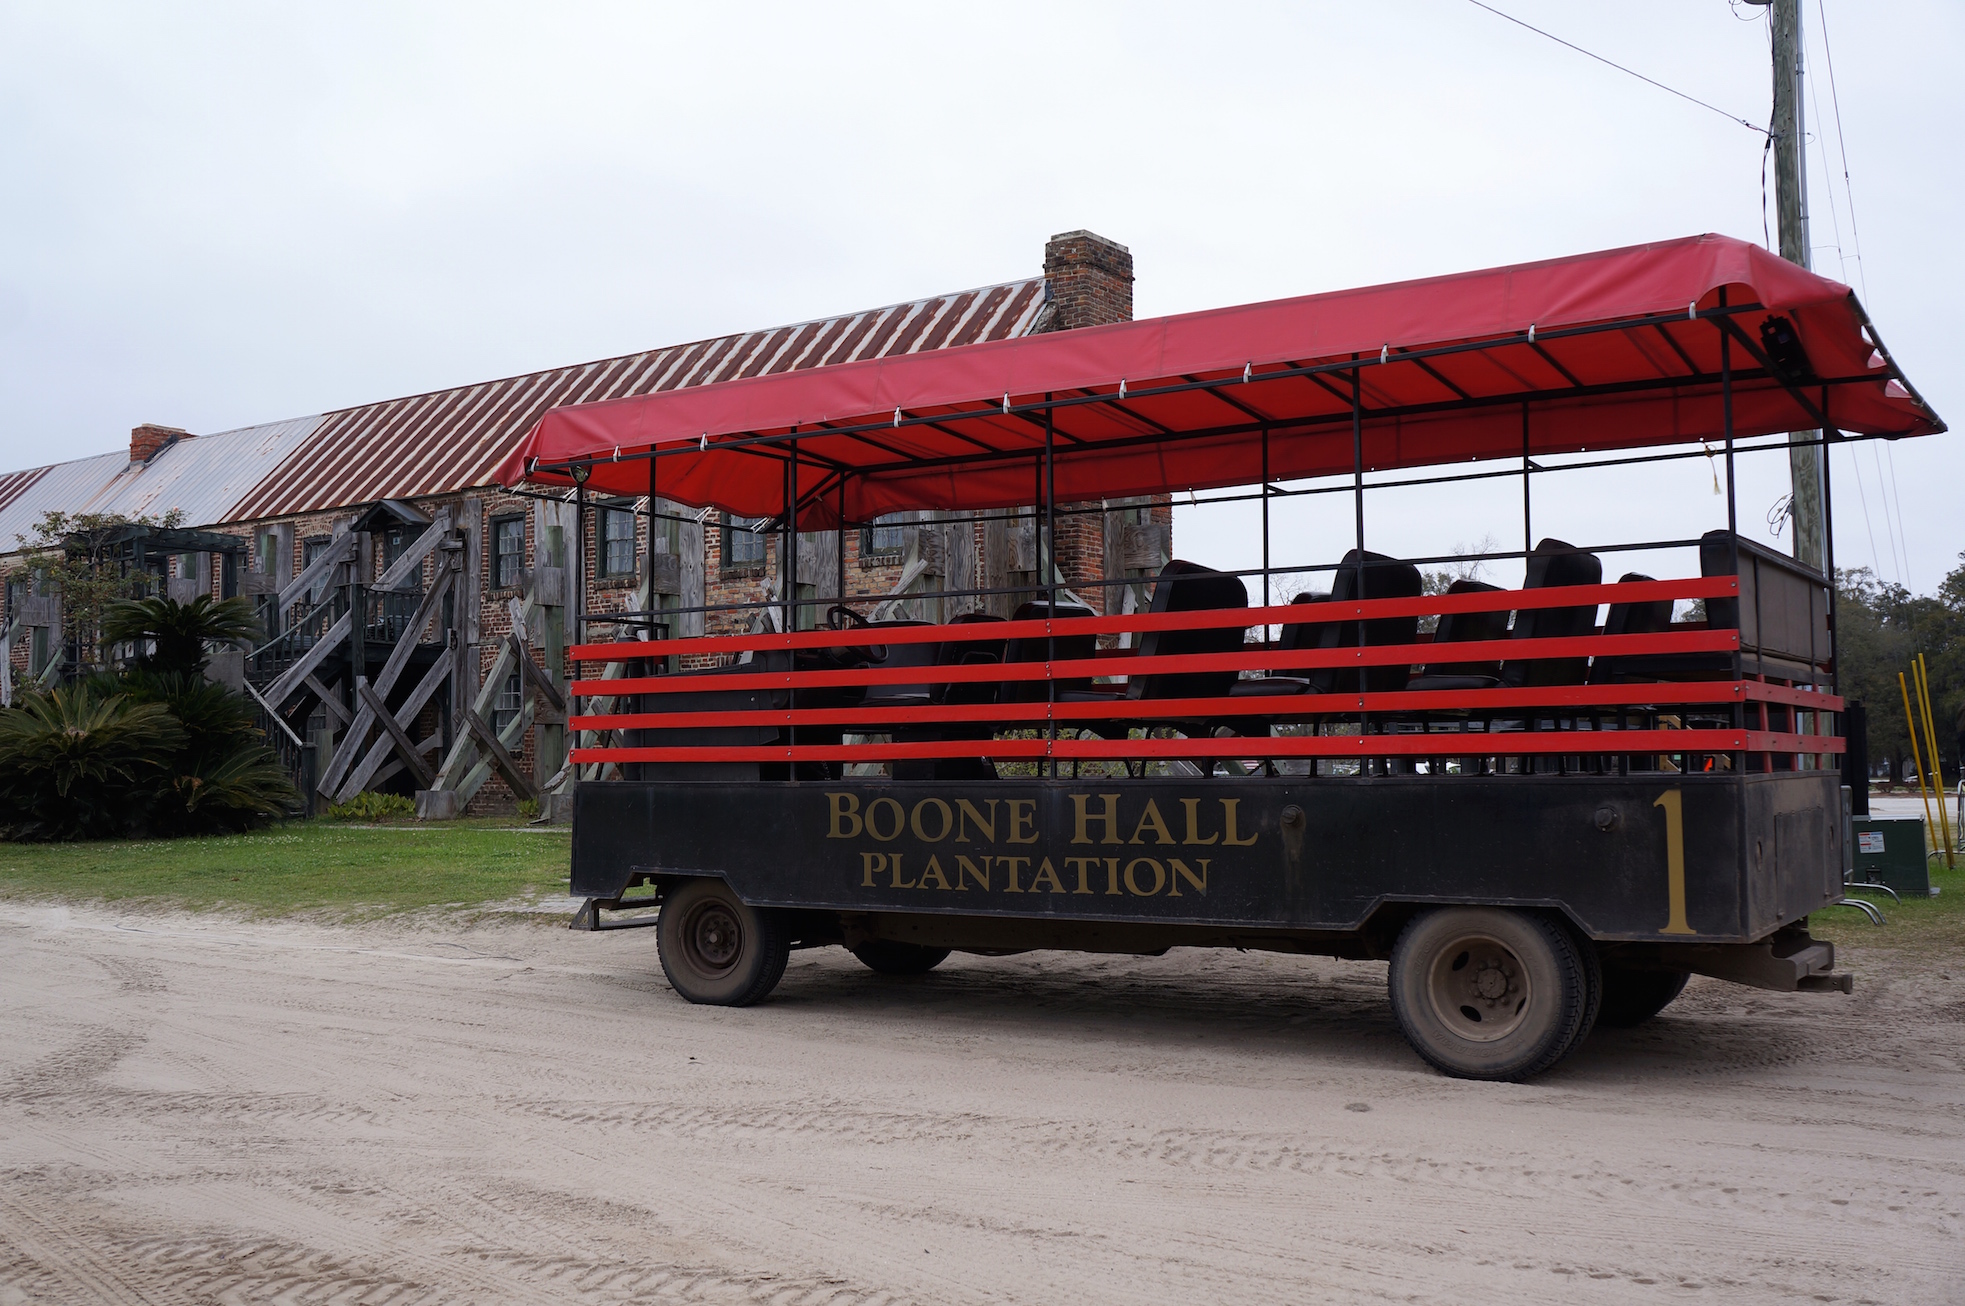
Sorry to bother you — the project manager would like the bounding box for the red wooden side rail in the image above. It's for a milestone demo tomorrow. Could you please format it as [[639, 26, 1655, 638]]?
[[567, 576, 1743, 664], [562, 574, 1842, 771]]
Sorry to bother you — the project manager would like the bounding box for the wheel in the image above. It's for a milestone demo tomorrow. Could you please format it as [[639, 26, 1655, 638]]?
[[1595, 967, 1689, 1028], [850, 940, 951, 975], [1388, 907, 1598, 1081], [656, 878, 790, 1006]]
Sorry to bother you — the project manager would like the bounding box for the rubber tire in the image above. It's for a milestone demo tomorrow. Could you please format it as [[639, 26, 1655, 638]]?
[[1595, 967, 1690, 1028], [1389, 907, 1597, 1082], [850, 940, 952, 976], [656, 878, 790, 1006]]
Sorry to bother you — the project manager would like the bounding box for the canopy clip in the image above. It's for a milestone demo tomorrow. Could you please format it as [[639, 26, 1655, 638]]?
[[699, 433, 708, 451], [893, 406, 902, 427], [1002, 392, 1010, 413], [1118, 378, 1127, 400], [1242, 362, 1252, 383], [1379, 344, 1390, 365], [611, 445, 620, 462], [1527, 324, 1537, 344], [1688, 300, 1698, 320]]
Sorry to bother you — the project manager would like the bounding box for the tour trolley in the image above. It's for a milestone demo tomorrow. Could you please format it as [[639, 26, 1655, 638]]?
[[498, 234, 1945, 1080]]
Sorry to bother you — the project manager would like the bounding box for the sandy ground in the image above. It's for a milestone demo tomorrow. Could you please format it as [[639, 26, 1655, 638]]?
[[1, 902, 1961, 1306]]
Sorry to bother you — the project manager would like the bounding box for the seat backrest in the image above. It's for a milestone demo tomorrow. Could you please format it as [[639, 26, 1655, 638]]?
[[1420, 579, 1509, 680], [936, 612, 1007, 706], [1501, 538, 1602, 687], [1602, 573, 1672, 637], [1303, 549, 1422, 694], [858, 622, 942, 704], [1128, 560, 1249, 701], [1003, 600, 1099, 701]]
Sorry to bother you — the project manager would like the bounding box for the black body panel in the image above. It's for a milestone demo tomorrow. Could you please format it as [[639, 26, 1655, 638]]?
[[571, 772, 1840, 945]]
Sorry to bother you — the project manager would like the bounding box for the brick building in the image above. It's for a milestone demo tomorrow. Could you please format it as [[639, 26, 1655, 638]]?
[[0, 230, 1162, 811]]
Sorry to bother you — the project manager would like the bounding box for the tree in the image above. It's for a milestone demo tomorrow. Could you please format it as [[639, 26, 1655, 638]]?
[[2, 509, 185, 675], [101, 594, 263, 676], [1836, 557, 1965, 784]]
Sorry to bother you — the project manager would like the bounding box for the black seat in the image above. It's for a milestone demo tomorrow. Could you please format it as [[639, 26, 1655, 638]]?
[[1500, 539, 1603, 688], [1405, 580, 1510, 690], [1002, 599, 1100, 702], [1232, 550, 1422, 698], [891, 613, 1009, 781], [1126, 560, 1250, 704], [1587, 574, 1675, 684]]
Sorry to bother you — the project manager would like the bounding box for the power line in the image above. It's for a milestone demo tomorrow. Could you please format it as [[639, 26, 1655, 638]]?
[[1465, 1, 1768, 135], [1815, 0, 1871, 302]]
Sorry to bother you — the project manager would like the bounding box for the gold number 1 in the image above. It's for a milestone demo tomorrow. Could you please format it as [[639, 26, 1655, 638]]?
[[1654, 789, 1694, 935]]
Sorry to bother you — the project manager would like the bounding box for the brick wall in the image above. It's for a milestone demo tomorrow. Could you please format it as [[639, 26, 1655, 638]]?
[[1041, 231, 1133, 333]]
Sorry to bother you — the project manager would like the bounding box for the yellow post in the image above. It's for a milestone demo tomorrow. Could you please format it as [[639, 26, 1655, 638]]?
[[1900, 671, 1939, 858], [1916, 654, 1955, 868]]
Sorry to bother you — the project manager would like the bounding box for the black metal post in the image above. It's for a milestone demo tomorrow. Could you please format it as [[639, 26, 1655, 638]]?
[[1521, 401, 1533, 553], [1351, 361, 1367, 700], [784, 430, 798, 634], [836, 476, 847, 623], [1260, 427, 1271, 613], [1044, 397, 1057, 779]]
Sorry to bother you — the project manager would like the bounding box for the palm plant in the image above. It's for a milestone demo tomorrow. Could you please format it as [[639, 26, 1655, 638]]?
[[0, 686, 184, 840], [100, 594, 264, 676]]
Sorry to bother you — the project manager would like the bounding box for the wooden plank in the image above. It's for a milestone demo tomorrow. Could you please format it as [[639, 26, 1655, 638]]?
[[262, 611, 351, 710], [368, 564, 454, 701], [511, 632, 566, 714], [465, 706, 536, 802], [357, 681, 434, 789], [317, 700, 376, 797], [374, 509, 452, 592], [338, 653, 454, 799], [302, 673, 351, 727], [278, 530, 355, 614], [451, 694, 534, 806]]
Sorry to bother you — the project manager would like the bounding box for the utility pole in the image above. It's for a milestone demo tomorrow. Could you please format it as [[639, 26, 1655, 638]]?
[[1762, 0, 1827, 572]]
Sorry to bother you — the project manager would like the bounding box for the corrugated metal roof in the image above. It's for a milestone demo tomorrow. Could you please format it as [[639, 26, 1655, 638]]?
[[86, 416, 326, 528], [230, 278, 1048, 520], [0, 451, 131, 552]]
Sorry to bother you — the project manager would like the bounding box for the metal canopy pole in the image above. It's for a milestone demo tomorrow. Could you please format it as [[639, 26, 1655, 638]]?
[[1260, 428, 1271, 613], [1351, 362, 1367, 702], [783, 430, 798, 634], [1521, 402, 1533, 554], [836, 477, 847, 623], [1044, 397, 1057, 779]]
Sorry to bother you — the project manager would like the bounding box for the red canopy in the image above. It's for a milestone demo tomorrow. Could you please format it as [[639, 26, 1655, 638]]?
[[496, 233, 1942, 527]]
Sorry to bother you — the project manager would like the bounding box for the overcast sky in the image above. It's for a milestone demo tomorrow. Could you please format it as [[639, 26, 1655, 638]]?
[[1, 1, 1957, 592]]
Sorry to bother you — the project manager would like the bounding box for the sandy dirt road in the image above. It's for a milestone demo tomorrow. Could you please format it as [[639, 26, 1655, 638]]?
[[1, 902, 1960, 1305]]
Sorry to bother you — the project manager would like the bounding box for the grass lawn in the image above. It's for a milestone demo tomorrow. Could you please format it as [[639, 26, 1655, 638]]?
[[0, 818, 570, 917], [1812, 848, 1965, 958]]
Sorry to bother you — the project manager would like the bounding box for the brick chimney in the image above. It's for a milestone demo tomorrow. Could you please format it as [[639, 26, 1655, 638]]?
[[130, 423, 187, 463], [1041, 230, 1133, 331]]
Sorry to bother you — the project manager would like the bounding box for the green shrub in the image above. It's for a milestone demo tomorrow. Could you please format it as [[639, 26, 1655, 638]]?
[[327, 791, 417, 822], [515, 798, 541, 822], [0, 686, 185, 840]]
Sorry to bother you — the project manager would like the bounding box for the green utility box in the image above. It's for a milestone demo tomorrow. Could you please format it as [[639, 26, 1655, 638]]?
[[1851, 818, 1933, 896]]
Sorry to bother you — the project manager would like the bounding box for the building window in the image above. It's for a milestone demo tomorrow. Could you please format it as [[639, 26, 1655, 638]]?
[[255, 529, 278, 575], [861, 514, 906, 558], [599, 505, 637, 578], [29, 627, 49, 677], [4, 576, 23, 622], [176, 552, 198, 583], [491, 670, 522, 733], [722, 514, 766, 567], [492, 515, 525, 589], [221, 551, 241, 600]]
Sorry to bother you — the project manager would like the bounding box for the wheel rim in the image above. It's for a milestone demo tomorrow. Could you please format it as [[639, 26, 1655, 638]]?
[[1425, 932, 1532, 1043], [680, 901, 743, 977]]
